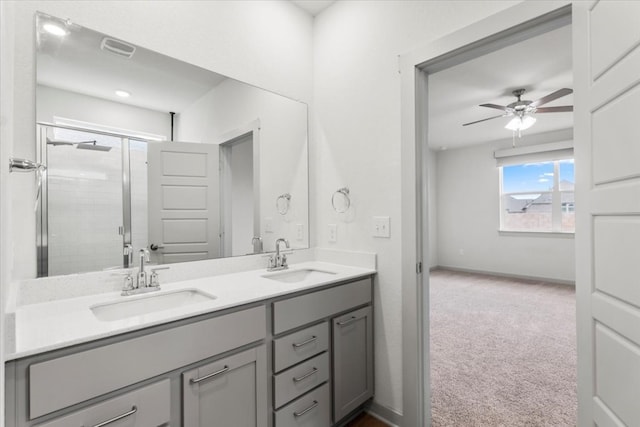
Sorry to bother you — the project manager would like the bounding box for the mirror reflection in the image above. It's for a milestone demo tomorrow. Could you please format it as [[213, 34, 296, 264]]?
[[35, 12, 309, 277]]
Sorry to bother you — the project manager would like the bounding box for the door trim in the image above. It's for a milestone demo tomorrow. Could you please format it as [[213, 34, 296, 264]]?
[[399, 2, 572, 425]]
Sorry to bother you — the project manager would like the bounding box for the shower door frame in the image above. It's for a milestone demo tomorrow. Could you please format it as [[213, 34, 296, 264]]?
[[36, 122, 147, 277]]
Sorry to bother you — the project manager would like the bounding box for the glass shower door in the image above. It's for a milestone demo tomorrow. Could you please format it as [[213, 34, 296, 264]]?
[[42, 126, 125, 276]]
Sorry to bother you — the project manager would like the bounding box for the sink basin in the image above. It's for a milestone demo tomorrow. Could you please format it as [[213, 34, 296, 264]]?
[[91, 289, 216, 322], [262, 268, 336, 283]]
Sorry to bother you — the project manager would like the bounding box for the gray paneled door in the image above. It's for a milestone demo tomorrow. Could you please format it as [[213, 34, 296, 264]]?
[[147, 141, 219, 264], [574, 1, 640, 425]]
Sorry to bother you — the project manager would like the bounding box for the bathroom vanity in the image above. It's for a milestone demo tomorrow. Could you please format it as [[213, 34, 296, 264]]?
[[4, 263, 375, 427]]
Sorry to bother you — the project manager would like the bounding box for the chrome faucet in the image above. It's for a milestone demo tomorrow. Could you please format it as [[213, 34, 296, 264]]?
[[268, 238, 290, 271], [252, 236, 263, 254], [120, 248, 168, 296], [137, 248, 150, 288]]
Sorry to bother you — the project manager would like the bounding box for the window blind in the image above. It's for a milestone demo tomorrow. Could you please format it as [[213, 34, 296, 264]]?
[[494, 140, 573, 166]]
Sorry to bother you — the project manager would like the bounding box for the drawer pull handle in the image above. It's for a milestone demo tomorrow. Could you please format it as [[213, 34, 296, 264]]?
[[88, 405, 137, 427], [292, 335, 317, 349], [190, 365, 229, 384], [337, 315, 363, 326], [293, 367, 318, 383], [293, 400, 319, 418]]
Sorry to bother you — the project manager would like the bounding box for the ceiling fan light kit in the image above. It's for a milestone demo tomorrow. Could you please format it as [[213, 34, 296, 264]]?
[[463, 88, 573, 137], [505, 115, 536, 131]]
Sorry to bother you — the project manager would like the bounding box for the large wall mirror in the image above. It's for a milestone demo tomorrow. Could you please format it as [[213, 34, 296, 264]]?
[[35, 12, 309, 277]]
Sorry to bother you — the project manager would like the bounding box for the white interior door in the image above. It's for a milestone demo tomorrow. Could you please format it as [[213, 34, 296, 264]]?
[[574, 1, 640, 425], [147, 141, 219, 264]]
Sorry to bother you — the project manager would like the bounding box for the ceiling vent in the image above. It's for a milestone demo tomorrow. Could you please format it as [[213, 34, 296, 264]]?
[[100, 37, 136, 58]]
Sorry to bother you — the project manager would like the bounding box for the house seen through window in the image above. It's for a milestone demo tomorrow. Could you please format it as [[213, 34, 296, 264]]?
[[500, 159, 575, 233]]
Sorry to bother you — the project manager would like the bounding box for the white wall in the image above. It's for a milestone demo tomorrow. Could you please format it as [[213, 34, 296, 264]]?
[[313, 0, 521, 416], [178, 78, 309, 253], [37, 85, 171, 138], [435, 132, 575, 282], [4, 0, 313, 280]]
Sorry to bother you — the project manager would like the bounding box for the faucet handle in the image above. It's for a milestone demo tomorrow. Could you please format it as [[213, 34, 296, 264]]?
[[149, 266, 169, 288], [123, 244, 133, 265]]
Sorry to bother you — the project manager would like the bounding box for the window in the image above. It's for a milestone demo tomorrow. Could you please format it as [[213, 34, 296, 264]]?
[[500, 158, 575, 233]]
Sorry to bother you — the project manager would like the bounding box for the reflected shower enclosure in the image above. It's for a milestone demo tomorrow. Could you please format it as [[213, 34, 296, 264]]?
[[37, 125, 148, 276]]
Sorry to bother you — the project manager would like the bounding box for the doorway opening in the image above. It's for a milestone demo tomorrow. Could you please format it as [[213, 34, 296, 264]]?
[[399, 4, 579, 426], [425, 14, 576, 427], [218, 119, 261, 258], [220, 131, 257, 256]]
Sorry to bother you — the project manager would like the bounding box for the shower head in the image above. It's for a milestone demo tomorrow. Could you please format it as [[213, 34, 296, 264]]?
[[46, 137, 74, 146], [46, 137, 112, 151], [76, 142, 112, 152]]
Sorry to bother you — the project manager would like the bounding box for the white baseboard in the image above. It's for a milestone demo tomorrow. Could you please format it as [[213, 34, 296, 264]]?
[[367, 401, 402, 427], [432, 265, 575, 286]]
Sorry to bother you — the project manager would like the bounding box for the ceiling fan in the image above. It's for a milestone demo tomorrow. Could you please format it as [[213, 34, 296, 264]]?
[[462, 88, 573, 131]]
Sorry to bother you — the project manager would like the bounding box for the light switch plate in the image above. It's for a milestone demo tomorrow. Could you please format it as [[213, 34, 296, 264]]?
[[328, 224, 337, 243], [373, 216, 390, 238], [265, 217, 273, 233], [296, 224, 304, 241]]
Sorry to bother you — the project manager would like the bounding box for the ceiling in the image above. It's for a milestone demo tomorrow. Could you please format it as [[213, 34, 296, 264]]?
[[37, 15, 227, 113], [427, 24, 573, 150], [291, 0, 337, 16]]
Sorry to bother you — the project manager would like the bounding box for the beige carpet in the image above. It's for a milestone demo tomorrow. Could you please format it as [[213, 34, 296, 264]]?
[[430, 269, 577, 427]]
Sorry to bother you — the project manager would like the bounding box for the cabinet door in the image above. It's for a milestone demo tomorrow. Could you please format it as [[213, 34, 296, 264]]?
[[182, 345, 267, 427], [332, 306, 373, 422]]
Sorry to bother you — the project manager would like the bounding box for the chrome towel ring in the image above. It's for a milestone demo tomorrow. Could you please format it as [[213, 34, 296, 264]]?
[[332, 187, 350, 213], [276, 193, 291, 215]]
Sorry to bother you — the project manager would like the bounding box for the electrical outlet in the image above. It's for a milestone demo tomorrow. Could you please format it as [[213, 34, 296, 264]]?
[[296, 224, 304, 241], [265, 217, 273, 233], [372, 216, 390, 238], [328, 224, 337, 243]]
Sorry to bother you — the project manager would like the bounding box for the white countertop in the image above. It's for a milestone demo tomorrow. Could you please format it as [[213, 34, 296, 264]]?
[[6, 261, 375, 361]]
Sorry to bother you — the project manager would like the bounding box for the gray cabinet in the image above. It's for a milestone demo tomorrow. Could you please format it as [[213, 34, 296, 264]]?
[[33, 380, 170, 427], [6, 306, 267, 427], [182, 345, 268, 427], [272, 277, 374, 426], [332, 306, 373, 422]]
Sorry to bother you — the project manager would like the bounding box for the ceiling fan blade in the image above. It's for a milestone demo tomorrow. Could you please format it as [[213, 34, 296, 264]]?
[[462, 114, 507, 127], [535, 106, 573, 113], [479, 103, 511, 112], [530, 88, 573, 107]]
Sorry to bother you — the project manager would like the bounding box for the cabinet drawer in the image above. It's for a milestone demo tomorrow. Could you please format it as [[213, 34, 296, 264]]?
[[273, 352, 329, 409], [29, 306, 266, 418], [274, 383, 330, 427], [273, 278, 371, 334], [273, 322, 329, 373], [34, 379, 170, 427]]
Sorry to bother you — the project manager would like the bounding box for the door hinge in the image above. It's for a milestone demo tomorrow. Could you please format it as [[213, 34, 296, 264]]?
[[416, 262, 423, 274]]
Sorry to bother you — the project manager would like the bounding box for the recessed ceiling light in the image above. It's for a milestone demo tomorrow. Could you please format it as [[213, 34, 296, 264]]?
[[115, 90, 131, 98], [42, 23, 67, 37]]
